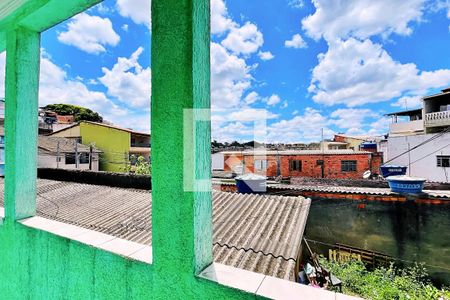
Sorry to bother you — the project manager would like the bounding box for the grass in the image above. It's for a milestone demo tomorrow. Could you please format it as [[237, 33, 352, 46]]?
[[319, 258, 450, 300]]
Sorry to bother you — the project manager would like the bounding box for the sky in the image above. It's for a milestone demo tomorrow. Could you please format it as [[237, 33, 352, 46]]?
[[0, 0, 450, 143]]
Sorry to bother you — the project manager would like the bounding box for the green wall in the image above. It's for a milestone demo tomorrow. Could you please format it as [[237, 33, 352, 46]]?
[[80, 122, 130, 172], [0, 222, 256, 299], [0, 0, 258, 299]]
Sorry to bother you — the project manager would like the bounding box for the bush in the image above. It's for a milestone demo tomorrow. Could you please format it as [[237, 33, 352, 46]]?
[[320, 258, 450, 300]]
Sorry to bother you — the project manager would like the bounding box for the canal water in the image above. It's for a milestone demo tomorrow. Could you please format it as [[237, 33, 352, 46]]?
[[304, 198, 450, 286]]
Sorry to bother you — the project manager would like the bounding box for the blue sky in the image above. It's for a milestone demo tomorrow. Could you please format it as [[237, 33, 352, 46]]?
[[1, 0, 449, 143]]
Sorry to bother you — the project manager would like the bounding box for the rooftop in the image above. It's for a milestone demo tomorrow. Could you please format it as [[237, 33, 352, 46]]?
[[50, 120, 151, 137], [384, 108, 423, 117], [222, 149, 373, 155], [38, 136, 102, 153], [0, 178, 310, 281], [423, 87, 450, 100]]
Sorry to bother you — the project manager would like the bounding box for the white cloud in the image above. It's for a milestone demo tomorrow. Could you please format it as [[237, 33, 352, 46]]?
[[258, 51, 274, 61], [92, 3, 113, 15], [284, 34, 307, 49], [302, 0, 425, 41], [57, 13, 120, 54], [211, 42, 252, 108], [431, 0, 450, 19], [122, 24, 129, 32], [292, 110, 299, 115], [116, 0, 151, 28], [211, 0, 236, 35], [267, 107, 333, 143], [367, 117, 391, 136], [0, 52, 5, 99], [265, 94, 281, 106], [288, 0, 304, 9], [38, 53, 126, 119], [308, 38, 450, 107], [99, 47, 151, 109], [221, 22, 264, 55], [330, 108, 376, 129], [391, 96, 423, 109], [244, 91, 259, 105]]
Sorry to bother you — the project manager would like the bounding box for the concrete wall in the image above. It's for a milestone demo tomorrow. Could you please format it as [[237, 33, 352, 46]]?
[[389, 120, 424, 136], [305, 198, 450, 285], [38, 150, 100, 171], [51, 124, 80, 137], [386, 133, 450, 182], [80, 122, 130, 173]]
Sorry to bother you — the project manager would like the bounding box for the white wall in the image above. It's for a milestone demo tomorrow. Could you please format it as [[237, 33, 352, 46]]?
[[212, 152, 224, 170], [386, 133, 450, 182], [38, 153, 100, 171], [389, 120, 424, 136]]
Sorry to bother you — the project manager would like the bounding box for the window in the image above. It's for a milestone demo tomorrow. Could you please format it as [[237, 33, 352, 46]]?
[[65, 153, 76, 165], [290, 160, 302, 172], [437, 155, 450, 167], [79, 153, 90, 164], [341, 160, 357, 172], [254, 159, 267, 171], [316, 160, 324, 166]]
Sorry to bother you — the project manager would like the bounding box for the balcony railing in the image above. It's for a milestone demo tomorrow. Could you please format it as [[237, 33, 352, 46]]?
[[425, 111, 450, 127]]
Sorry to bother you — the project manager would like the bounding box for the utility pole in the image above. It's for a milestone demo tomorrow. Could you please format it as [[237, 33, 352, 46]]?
[[75, 141, 78, 169], [321, 128, 325, 178], [89, 145, 93, 171], [56, 141, 60, 169], [407, 142, 411, 176]]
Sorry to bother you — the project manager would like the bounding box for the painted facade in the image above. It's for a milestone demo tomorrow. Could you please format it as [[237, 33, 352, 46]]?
[[51, 121, 150, 172], [37, 136, 101, 171]]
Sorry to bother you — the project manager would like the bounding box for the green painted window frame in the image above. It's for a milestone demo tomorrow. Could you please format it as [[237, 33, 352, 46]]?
[[0, 0, 213, 278]]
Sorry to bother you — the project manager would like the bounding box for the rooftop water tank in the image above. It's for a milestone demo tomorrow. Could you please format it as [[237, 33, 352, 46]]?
[[235, 174, 266, 194]]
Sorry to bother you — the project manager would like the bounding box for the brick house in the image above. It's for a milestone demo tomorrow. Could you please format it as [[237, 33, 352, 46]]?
[[223, 150, 383, 179]]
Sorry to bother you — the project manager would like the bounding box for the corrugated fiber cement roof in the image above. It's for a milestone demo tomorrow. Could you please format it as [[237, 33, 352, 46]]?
[[0, 178, 310, 281]]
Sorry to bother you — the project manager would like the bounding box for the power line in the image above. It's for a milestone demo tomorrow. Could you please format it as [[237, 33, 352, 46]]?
[[383, 127, 450, 166]]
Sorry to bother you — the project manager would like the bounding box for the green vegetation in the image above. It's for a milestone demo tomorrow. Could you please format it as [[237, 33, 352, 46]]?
[[124, 155, 151, 175], [44, 104, 103, 122], [320, 258, 450, 300]]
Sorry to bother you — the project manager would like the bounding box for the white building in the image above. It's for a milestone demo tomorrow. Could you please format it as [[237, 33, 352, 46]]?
[[385, 88, 450, 182], [38, 136, 101, 171]]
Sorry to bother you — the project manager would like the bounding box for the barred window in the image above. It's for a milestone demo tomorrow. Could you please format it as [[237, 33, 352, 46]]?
[[341, 160, 357, 172], [437, 156, 450, 167], [290, 160, 302, 171], [79, 153, 90, 164]]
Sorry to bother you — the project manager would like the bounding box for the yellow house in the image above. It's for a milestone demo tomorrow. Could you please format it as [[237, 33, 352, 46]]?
[[50, 121, 150, 172]]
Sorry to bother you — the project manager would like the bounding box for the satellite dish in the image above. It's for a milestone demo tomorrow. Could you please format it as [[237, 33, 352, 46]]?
[[363, 170, 371, 179]]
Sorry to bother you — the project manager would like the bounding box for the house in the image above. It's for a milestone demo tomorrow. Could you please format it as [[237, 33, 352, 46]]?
[[50, 121, 150, 172], [223, 149, 383, 179], [38, 136, 101, 171], [384, 88, 450, 182]]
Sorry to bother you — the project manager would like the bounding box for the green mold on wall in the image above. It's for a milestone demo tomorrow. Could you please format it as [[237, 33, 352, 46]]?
[[0, 0, 259, 299]]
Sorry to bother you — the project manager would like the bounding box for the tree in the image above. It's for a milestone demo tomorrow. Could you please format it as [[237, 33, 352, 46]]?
[[44, 104, 103, 122], [124, 155, 151, 175]]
